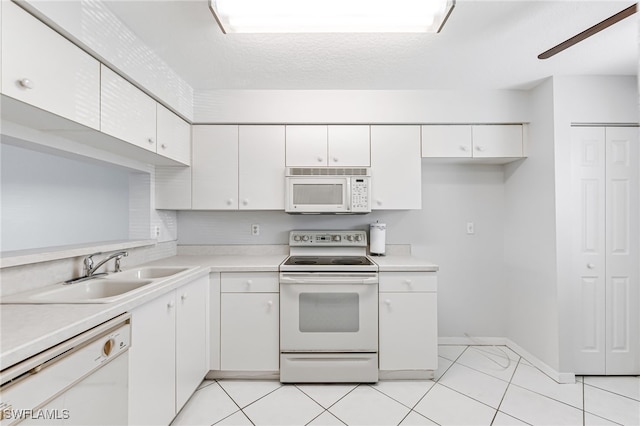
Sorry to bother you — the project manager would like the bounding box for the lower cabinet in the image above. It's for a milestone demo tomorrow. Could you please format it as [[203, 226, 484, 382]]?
[[129, 276, 209, 425], [220, 272, 279, 372], [379, 272, 438, 376]]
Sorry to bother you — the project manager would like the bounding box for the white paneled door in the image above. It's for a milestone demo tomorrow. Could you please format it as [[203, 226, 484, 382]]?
[[571, 126, 639, 375]]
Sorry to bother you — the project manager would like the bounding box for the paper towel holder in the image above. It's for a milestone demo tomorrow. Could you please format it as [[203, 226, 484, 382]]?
[[369, 221, 386, 256]]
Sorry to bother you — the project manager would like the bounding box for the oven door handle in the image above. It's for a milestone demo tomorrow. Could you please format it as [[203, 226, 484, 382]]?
[[280, 275, 378, 285]]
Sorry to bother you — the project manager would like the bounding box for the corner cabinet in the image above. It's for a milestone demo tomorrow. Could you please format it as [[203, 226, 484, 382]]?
[[379, 271, 438, 378], [371, 125, 422, 210], [128, 275, 209, 425], [421, 124, 525, 163], [1, 1, 100, 129]]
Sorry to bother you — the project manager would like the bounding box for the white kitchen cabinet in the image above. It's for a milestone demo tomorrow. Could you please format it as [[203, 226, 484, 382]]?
[[570, 126, 639, 375], [220, 272, 279, 371], [209, 273, 221, 371], [1, 1, 100, 130], [175, 276, 209, 410], [129, 275, 210, 425], [286, 125, 370, 167], [472, 125, 523, 158], [101, 65, 157, 152], [155, 166, 192, 210], [157, 104, 191, 165], [192, 125, 238, 210], [370, 125, 422, 210], [421, 124, 524, 160], [129, 291, 176, 426], [379, 272, 438, 375], [239, 125, 286, 209]]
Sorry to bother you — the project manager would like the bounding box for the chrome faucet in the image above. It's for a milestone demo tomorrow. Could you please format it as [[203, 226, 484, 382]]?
[[65, 251, 129, 284]]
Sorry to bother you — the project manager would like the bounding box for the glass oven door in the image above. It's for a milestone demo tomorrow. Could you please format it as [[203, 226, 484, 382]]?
[[280, 273, 378, 352]]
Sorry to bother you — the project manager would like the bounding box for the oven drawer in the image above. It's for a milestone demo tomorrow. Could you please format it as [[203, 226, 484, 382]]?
[[379, 272, 437, 292], [221, 272, 279, 293]]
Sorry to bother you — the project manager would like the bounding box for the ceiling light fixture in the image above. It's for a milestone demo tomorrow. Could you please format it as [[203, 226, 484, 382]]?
[[209, 0, 455, 34]]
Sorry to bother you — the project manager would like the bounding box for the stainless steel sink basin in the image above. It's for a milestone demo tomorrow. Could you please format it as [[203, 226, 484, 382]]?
[[1, 279, 154, 304], [111, 266, 189, 280]]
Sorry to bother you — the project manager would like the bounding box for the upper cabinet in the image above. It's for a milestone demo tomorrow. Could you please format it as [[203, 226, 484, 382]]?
[[1, 1, 100, 130], [101, 65, 157, 152], [286, 125, 370, 167], [422, 124, 525, 163], [157, 104, 191, 166], [371, 125, 422, 210]]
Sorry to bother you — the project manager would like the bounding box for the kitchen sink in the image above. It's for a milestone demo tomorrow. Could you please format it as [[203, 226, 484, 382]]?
[[110, 266, 189, 280], [1, 279, 155, 304]]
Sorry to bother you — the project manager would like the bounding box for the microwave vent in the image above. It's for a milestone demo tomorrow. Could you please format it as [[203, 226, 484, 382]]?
[[287, 167, 370, 176]]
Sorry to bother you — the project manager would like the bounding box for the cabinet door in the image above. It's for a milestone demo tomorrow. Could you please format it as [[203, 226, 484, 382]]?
[[1, 1, 100, 130], [421, 125, 472, 158], [370, 125, 422, 210], [286, 125, 328, 166], [472, 125, 523, 158], [155, 166, 192, 210], [157, 104, 191, 165], [379, 292, 437, 371], [239, 125, 285, 209], [129, 292, 176, 426], [176, 276, 209, 410], [210, 273, 221, 370], [101, 66, 157, 151], [328, 125, 370, 166], [192, 125, 238, 210], [221, 293, 279, 371]]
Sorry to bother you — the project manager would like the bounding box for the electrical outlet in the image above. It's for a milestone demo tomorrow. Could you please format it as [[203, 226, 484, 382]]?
[[466, 222, 475, 235], [251, 224, 260, 236], [154, 226, 161, 237]]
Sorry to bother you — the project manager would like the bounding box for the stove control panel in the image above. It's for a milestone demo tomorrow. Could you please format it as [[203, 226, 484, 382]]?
[[290, 230, 367, 247]]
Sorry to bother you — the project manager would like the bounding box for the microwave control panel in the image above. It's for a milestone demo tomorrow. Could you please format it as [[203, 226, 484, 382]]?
[[351, 177, 370, 212]]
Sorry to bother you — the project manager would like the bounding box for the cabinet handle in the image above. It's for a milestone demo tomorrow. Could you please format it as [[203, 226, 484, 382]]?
[[226, 199, 233, 205], [161, 144, 167, 149], [181, 293, 188, 301], [167, 301, 174, 309], [333, 157, 339, 162], [475, 146, 485, 152], [384, 299, 391, 306], [243, 199, 249, 206], [376, 200, 382, 206], [18, 78, 33, 89], [246, 279, 253, 286], [148, 138, 155, 145], [459, 145, 467, 151], [267, 300, 273, 308], [587, 263, 595, 270], [404, 279, 412, 286], [317, 157, 323, 162]]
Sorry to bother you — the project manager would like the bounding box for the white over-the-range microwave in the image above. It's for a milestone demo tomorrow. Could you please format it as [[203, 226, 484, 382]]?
[[285, 167, 371, 214]]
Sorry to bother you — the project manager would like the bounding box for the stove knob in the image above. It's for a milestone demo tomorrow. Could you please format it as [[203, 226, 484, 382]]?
[[332, 235, 342, 242], [354, 234, 362, 242], [293, 235, 300, 242], [346, 235, 354, 242], [302, 235, 310, 242]]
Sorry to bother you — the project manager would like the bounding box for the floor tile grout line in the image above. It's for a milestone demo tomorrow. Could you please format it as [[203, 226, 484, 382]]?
[[366, 381, 435, 411], [217, 380, 283, 411], [295, 383, 359, 411], [508, 380, 589, 413], [582, 381, 640, 403], [491, 357, 534, 426], [438, 344, 470, 364], [437, 381, 501, 412], [582, 409, 626, 426]]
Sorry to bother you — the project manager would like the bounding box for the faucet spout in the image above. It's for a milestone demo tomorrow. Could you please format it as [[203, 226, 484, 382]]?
[[88, 251, 129, 276]]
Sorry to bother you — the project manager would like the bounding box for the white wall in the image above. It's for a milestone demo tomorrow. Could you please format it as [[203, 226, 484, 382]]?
[[503, 78, 560, 370], [178, 162, 508, 338], [194, 89, 530, 124], [0, 142, 130, 252]]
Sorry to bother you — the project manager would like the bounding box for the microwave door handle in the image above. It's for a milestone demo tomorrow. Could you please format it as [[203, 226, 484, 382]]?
[[346, 178, 352, 211]]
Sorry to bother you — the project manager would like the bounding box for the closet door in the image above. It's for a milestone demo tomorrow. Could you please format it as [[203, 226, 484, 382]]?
[[571, 126, 639, 375], [604, 127, 639, 374]]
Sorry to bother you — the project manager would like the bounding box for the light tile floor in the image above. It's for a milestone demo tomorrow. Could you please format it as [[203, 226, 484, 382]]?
[[171, 345, 640, 426]]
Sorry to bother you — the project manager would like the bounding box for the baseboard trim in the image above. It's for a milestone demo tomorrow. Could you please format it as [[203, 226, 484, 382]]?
[[438, 337, 576, 384]]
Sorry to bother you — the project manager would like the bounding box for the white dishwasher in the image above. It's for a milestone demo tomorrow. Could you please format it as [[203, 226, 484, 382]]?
[[0, 314, 131, 426]]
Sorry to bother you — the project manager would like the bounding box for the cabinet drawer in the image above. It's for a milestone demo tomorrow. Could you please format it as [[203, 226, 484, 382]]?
[[221, 272, 279, 293], [379, 272, 437, 292]]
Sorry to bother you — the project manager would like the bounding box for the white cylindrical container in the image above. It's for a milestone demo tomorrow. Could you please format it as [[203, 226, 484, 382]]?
[[370, 222, 386, 256]]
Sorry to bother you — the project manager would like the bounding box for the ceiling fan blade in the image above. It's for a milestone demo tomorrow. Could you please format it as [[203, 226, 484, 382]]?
[[538, 3, 637, 60]]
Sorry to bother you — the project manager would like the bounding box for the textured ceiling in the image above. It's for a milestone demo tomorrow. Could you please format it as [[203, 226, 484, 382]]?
[[104, 0, 638, 91]]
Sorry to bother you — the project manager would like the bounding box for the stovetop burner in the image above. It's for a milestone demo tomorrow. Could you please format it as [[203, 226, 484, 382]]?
[[283, 256, 376, 269]]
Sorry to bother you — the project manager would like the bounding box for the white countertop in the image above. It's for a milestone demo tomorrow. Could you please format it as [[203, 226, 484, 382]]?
[[371, 255, 439, 272], [1, 252, 437, 370]]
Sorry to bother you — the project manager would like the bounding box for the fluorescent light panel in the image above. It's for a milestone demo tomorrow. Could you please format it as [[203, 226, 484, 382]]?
[[209, 0, 455, 33]]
